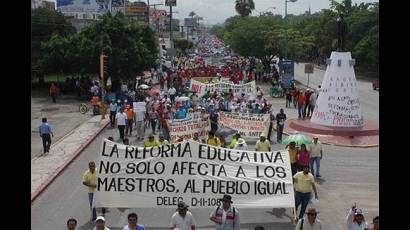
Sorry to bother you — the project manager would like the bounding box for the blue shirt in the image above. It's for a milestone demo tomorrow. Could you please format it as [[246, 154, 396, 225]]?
[[39, 123, 52, 135], [252, 108, 261, 114], [175, 109, 187, 119], [109, 103, 117, 112]]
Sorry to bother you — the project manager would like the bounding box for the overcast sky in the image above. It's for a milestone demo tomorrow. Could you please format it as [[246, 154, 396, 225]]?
[[52, 0, 379, 25], [151, 0, 379, 25]]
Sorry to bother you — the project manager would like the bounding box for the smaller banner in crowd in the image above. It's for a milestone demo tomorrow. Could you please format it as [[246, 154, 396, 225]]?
[[190, 79, 256, 97], [168, 112, 211, 143], [218, 112, 270, 138], [94, 139, 294, 208], [133, 102, 146, 113]]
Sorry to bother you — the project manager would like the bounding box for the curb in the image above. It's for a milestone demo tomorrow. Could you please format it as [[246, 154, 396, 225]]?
[[280, 128, 379, 148], [31, 119, 110, 203]]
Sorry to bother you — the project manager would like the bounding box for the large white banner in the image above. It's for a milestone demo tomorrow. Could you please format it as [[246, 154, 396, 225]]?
[[190, 79, 256, 97], [218, 112, 270, 138], [94, 140, 294, 208], [168, 112, 210, 143]]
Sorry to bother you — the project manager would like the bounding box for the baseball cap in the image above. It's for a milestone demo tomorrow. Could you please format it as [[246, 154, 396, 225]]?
[[354, 209, 363, 215], [95, 216, 105, 222]]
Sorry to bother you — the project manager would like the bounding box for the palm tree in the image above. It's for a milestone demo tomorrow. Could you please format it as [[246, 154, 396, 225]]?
[[189, 11, 196, 18], [235, 0, 255, 17]]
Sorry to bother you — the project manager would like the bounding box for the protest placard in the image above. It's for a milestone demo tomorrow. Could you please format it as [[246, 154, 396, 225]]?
[[168, 113, 211, 143], [94, 140, 294, 208], [190, 79, 256, 97], [218, 112, 270, 138]]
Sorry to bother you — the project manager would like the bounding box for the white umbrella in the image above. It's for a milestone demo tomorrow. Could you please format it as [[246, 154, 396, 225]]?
[[179, 96, 190, 102], [139, 84, 149, 89]]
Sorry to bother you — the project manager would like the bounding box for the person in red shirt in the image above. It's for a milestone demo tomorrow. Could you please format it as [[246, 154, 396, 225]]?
[[49, 82, 57, 103], [297, 144, 310, 171], [124, 105, 134, 136], [90, 95, 99, 115], [297, 90, 306, 119], [247, 72, 253, 82]]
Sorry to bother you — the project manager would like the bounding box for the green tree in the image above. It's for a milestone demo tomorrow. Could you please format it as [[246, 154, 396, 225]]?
[[39, 12, 158, 90], [235, 0, 255, 17], [212, 0, 378, 74], [189, 11, 196, 18], [31, 7, 75, 78], [39, 33, 72, 80]]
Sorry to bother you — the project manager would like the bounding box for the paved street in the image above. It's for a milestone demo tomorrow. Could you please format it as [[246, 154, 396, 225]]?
[[31, 122, 378, 229]]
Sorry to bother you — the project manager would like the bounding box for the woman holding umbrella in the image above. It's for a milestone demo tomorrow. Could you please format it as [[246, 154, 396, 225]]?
[[297, 144, 311, 172]]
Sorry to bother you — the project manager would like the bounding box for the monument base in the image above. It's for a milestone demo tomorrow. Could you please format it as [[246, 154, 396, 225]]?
[[284, 119, 379, 147]]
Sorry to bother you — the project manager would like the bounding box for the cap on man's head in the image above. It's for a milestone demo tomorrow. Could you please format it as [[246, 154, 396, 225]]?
[[218, 194, 233, 203], [260, 134, 266, 138], [149, 134, 154, 138], [354, 209, 363, 215], [95, 216, 105, 222], [237, 138, 246, 145], [313, 136, 319, 139], [176, 201, 189, 211]]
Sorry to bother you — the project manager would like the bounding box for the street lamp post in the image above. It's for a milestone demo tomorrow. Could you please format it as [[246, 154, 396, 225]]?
[[285, 0, 297, 60]]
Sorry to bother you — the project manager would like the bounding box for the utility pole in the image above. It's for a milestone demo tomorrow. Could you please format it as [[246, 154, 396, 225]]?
[[169, 4, 173, 48], [151, 3, 164, 72], [165, 0, 176, 49], [147, 0, 150, 24]]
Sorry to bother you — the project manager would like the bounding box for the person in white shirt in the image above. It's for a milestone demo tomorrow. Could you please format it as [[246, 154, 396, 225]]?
[[170, 202, 196, 230], [121, 83, 128, 94], [209, 195, 240, 230], [346, 204, 368, 230], [134, 101, 146, 140], [309, 136, 323, 178], [295, 208, 323, 230], [168, 86, 177, 103], [116, 108, 127, 140], [307, 91, 318, 118], [90, 83, 99, 96], [93, 216, 111, 230]]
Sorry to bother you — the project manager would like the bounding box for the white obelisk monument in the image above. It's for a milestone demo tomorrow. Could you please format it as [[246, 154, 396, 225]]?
[[311, 52, 364, 127]]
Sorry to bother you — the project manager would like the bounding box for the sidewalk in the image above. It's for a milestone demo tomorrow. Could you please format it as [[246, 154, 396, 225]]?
[[31, 115, 110, 201], [31, 98, 91, 159], [31, 74, 156, 201]]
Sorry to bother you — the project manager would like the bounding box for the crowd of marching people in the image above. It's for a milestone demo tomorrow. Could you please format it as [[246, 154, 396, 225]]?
[[56, 33, 380, 230]]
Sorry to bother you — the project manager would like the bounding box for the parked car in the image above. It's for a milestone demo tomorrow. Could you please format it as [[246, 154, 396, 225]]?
[[372, 80, 379, 90]]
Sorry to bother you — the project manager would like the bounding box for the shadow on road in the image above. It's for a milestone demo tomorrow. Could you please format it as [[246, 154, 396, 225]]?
[[266, 208, 293, 223], [316, 177, 326, 184]]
